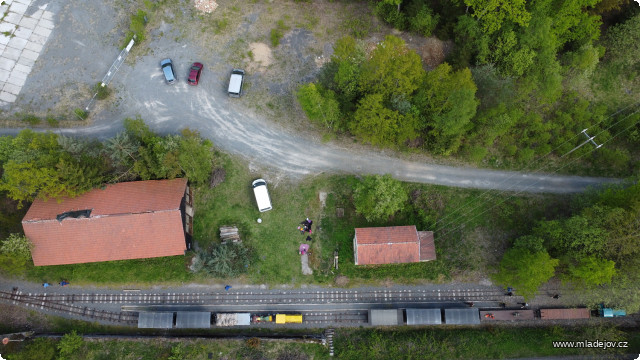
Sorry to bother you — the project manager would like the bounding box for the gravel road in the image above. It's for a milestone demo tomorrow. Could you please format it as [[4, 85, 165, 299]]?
[[0, 0, 621, 194]]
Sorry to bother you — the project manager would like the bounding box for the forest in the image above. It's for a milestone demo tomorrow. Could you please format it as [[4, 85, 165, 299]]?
[[298, 0, 640, 175]]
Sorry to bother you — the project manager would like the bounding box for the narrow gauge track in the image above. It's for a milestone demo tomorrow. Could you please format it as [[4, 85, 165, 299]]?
[[16, 288, 522, 305], [0, 289, 138, 325]]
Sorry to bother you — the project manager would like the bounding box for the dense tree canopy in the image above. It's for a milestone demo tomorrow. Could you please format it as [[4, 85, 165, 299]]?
[[354, 174, 408, 222], [0, 119, 216, 207], [493, 248, 559, 300]]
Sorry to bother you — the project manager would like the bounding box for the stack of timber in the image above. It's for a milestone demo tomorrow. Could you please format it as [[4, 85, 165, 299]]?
[[220, 226, 241, 244]]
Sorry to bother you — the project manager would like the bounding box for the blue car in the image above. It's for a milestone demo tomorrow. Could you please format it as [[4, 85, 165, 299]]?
[[160, 58, 176, 84]]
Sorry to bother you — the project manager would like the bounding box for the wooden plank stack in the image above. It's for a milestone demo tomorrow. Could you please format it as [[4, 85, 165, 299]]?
[[220, 226, 241, 244]]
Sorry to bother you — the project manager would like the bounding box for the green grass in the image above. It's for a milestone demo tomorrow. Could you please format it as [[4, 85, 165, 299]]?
[[25, 255, 193, 285], [193, 153, 325, 285], [270, 19, 290, 47], [2, 332, 329, 360], [334, 325, 639, 359]]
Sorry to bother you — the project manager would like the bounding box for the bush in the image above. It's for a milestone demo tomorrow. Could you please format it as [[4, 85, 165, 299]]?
[[57, 330, 84, 360], [93, 82, 112, 100], [123, 10, 147, 48], [1, 233, 32, 259], [21, 114, 40, 125], [74, 108, 88, 120], [198, 242, 252, 278], [270, 20, 290, 47], [46, 115, 59, 127]]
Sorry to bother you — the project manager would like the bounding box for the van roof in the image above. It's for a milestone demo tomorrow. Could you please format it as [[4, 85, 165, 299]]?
[[228, 69, 244, 94], [252, 179, 272, 212]]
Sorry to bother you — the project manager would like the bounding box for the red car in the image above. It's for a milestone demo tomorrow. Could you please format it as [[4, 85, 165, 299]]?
[[188, 62, 203, 85]]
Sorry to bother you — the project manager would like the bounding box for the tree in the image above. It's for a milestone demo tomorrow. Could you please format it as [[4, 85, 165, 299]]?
[[567, 256, 616, 287], [358, 35, 425, 100], [0, 233, 32, 259], [297, 83, 342, 129], [464, 0, 531, 34], [57, 330, 84, 360], [350, 94, 419, 146], [178, 129, 214, 185], [534, 216, 607, 257], [408, 3, 439, 37], [353, 174, 408, 222], [414, 63, 479, 154], [0, 161, 61, 206], [493, 248, 559, 300]]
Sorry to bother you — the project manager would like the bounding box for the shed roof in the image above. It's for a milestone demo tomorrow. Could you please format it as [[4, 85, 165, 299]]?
[[176, 312, 211, 328], [369, 309, 402, 326], [406, 308, 442, 325], [138, 312, 173, 329], [354, 226, 435, 265], [444, 308, 480, 325], [22, 179, 188, 266]]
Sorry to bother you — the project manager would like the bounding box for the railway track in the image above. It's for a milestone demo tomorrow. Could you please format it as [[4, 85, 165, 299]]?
[[11, 287, 521, 306], [303, 311, 368, 325], [0, 289, 138, 325]]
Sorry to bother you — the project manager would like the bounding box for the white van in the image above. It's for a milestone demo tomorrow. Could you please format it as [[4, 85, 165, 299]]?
[[252, 179, 272, 212], [228, 69, 245, 97]]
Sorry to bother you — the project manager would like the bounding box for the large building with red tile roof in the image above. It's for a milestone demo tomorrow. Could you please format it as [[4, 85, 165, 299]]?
[[22, 178, 194, 266], [353, 226, 436, 265]]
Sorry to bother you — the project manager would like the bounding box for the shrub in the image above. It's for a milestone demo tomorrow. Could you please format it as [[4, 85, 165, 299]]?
[[198, 242, 252, 278], [57, 330, 84, 360], [123, 10, 147, 48], [93, 82, 112, 100], [74, 108, 88, 120], [21, 114, 40, 125], [46, 115, 59, 127], [1, 233, 32, 258], [270, 19, 290, 47]]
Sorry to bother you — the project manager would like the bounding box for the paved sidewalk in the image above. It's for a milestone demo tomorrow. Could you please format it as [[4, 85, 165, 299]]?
[[0, 0, 56, 105]]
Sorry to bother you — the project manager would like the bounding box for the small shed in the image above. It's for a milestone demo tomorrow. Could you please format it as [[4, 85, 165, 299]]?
[[406, 308, 442, 325], [175, 312, 211, 328], [138, 312, 174, 329], [369, 309, 402, 326], [444, 308, 480, 325]]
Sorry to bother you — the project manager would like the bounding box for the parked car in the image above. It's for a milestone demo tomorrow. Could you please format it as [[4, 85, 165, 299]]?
[[228, 69, 245, 97], [160, 59, 176, 84], [188, 62, 203, 85], [251, 179, 272, 212]]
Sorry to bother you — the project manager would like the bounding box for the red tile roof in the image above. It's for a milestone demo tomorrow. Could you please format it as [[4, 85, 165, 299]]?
[[418, 231, 436, 261], [22, 179, 188, 266], [354, 226, 436, 265]]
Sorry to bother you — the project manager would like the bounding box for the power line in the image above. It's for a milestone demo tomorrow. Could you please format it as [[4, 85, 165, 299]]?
[[436, 107, 640, 238], [434, 102, 640, 228]]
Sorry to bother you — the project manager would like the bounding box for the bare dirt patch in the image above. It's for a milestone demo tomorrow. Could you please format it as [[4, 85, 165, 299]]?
[[247, 42, 273, 73]]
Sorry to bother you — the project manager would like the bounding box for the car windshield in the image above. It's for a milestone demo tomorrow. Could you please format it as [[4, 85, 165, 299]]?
[[191, 66, 199, 70]]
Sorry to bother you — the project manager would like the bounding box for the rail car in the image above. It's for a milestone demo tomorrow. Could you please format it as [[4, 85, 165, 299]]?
[[368, 307, 593, 326], [137, 312, 304, 329]]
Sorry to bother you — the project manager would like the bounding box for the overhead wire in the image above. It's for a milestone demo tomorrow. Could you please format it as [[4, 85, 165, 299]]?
[[435, 105, 640, 238], [433, 102, 640, 228]]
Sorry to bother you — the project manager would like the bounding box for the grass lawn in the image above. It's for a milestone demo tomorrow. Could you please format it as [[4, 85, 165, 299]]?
[[194, 153, 567, 286], [1, 151, 567, 287], [193, 153, 327, 285], [2, 336, 329, 360], [334, 325, 640, 359], [24, 255, 194, 286]]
